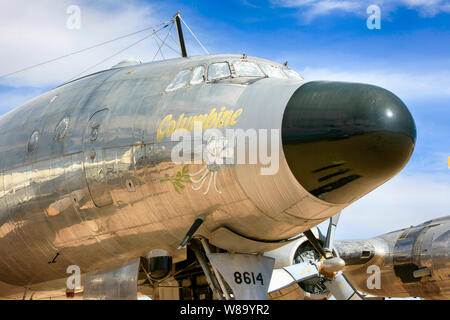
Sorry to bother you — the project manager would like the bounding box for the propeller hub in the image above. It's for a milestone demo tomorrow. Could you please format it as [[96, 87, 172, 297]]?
[[319, 257, 346, 280]]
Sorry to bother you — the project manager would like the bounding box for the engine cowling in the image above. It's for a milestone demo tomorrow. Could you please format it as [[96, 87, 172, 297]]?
[[264, 228, 332, 300], [335, 216, 450, 300]]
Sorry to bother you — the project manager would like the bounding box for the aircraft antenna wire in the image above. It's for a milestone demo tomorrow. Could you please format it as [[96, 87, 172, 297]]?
[[179, 15, 210, 55], [152, 21, 176, 61], [0, 19, 173, 80], [153, 35, 166, 61], [66, 23, 171, 83], [154, 25, 180, 56]]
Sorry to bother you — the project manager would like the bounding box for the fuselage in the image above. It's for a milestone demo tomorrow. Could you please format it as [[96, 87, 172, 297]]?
[[337, 216, 450, 299], [0, 54, 416, 287]]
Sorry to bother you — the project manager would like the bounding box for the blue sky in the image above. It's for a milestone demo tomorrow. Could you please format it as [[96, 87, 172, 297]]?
[[0, 0, 449, 239]]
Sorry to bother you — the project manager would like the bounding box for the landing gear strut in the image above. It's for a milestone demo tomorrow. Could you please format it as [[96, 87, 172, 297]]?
[[189, 239, 230, 300], [187, 238, 275, 300]]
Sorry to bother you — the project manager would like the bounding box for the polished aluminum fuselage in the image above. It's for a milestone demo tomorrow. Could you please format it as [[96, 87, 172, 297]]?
[[0, 55, 347, 286], [338, 216, 450, 299]]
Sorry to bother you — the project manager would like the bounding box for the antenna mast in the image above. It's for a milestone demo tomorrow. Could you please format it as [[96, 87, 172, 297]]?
[[174, 12, 188, 58]]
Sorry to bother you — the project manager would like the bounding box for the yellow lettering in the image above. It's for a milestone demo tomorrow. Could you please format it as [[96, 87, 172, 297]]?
[[214, 106, 226, 128], [189, 114, 208, 131], [157, 115, 172, 140], [166, 119, 177, 136], [159, 107, 243, 137], [182, 116, 192, 130], [230, 108, 243, 125], [175, 113, 185, 132], [220, 110, 234, 127], [205, 108, 217, 129]]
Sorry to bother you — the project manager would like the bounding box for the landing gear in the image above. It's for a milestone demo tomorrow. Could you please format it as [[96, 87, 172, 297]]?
[[168, 239, 226, 300], [189, 239, 229, 300], [174, 238, 275, 300]]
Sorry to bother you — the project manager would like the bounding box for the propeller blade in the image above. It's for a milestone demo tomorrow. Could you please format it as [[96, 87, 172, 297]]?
[[268, 262, 319, 293], [295, 212, 363, 300], [324, 212, 341, 253], [324, 271, 363, 300]]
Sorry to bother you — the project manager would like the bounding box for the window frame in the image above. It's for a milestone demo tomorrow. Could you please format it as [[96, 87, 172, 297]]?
[[283, 68, 304, 80], [190, 65, 207, 86], [259, 64, 289, 79], [207, 61, 232, 82], [231, 60, 265, 78], [165, 68, 193, 92]]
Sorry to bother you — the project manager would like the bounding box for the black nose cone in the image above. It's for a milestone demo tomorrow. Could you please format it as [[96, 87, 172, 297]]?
[[282, 81, 416, 204]]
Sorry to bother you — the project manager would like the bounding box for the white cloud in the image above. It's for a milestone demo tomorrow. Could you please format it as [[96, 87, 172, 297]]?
[[272, 0, 367, 22], [399, 0, 450, 16], [307, 1, 361, 20], [271, 0, 450, 21], [298, 66, 450, 101], [335, 172, 450, 240], [0, 0, 179, 88]]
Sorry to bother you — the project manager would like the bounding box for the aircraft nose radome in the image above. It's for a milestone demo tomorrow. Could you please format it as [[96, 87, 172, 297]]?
[[282, 81, 416, 204]]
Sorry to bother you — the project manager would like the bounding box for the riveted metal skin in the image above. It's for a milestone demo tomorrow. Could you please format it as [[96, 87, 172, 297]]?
[[0, 54, 415, 288], [336, 216, 450, 299]]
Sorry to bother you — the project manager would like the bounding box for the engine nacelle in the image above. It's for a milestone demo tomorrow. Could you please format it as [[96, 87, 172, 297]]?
[[264, 228, 332, 300], [335, 216, 450, 300]]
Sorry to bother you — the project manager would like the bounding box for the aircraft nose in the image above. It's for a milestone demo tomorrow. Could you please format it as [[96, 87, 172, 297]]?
[[282, 81, 416, 204]]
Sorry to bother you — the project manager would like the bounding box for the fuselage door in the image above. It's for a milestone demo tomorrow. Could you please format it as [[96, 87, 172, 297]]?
[[83, 108, 113, 207]]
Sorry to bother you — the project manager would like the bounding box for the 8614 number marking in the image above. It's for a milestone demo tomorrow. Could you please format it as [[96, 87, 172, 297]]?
[[233, 272, 264, 285]]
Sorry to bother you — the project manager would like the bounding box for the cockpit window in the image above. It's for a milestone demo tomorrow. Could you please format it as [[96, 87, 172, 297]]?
[[233, 61, 265, 78], [260, 64, 288, 79], [284, 69, 304, 80], [190, 66, 205, 85], [208, 62, 231, 81], [166, 69, 192, 92]]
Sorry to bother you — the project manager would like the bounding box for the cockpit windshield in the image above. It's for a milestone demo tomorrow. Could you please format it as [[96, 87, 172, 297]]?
[[166, 69, 192, 91], [191, 66, 205, 85], [284, 69, 304, 80], [233, 61, 265, 78], [260, 64, 288, 79], [208, 62, 231, 81], [165, 59, 304, 93]]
